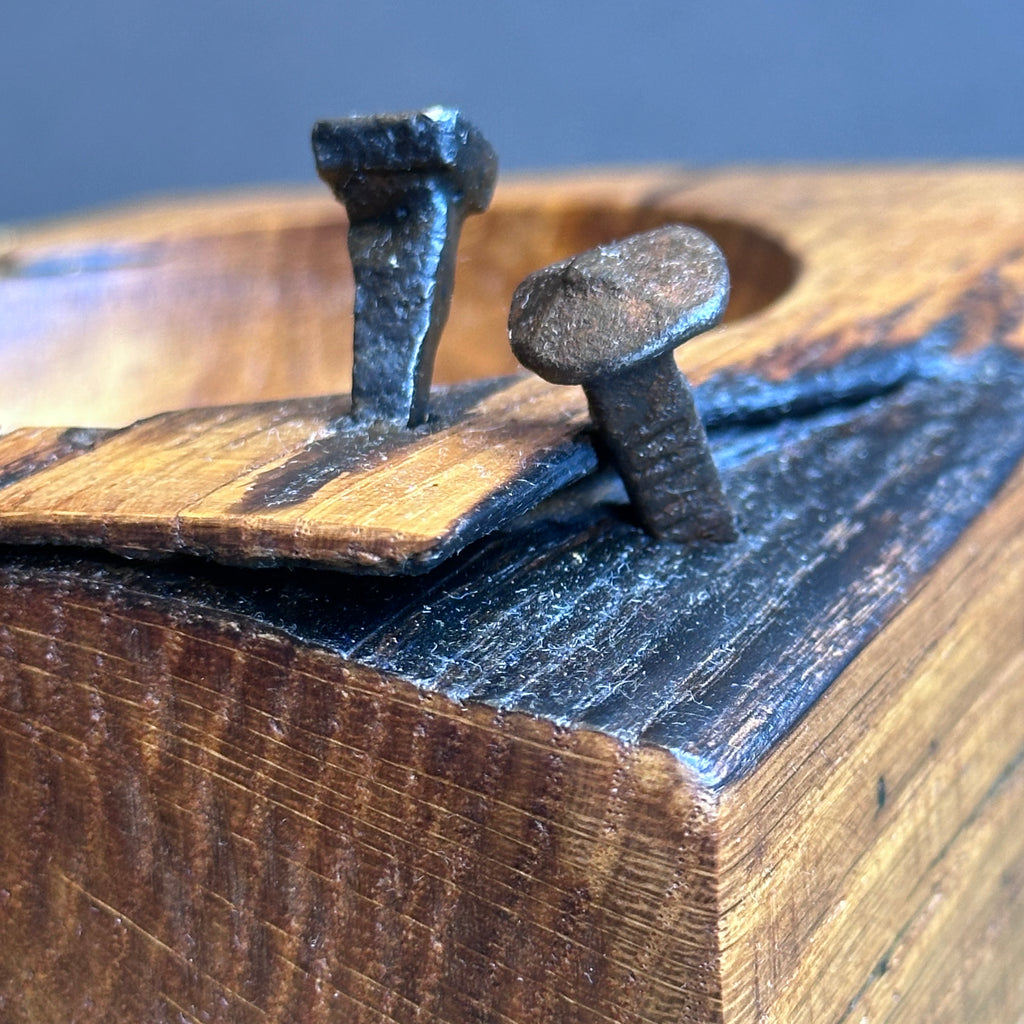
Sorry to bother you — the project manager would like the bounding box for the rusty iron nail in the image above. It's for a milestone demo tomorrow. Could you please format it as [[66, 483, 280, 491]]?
[[508, 225, 738, 543], [313, 107, 497, 427]]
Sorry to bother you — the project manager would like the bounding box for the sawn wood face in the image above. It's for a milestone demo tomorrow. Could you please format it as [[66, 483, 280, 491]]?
[[1, 169, 1024, 1023]]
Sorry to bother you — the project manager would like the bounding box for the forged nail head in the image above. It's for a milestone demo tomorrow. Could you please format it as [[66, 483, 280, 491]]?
[[313, 107, 498, 215], [508, 225, 729, 386], [507, 224, 736, 544]]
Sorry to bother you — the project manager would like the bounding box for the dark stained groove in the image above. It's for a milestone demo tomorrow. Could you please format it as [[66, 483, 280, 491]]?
[[0, 426, 121, 491], [232, 376, 514, 514]]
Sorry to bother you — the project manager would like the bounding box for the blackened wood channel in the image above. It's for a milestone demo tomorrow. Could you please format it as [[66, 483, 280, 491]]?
[[3, 340, 1022, 788]]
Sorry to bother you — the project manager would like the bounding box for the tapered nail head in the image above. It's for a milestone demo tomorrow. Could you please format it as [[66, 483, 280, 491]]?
[[312, 107, 497, 426]]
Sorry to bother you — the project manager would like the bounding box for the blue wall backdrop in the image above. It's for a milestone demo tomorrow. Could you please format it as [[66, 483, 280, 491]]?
[[2, 0, 1022, 223]]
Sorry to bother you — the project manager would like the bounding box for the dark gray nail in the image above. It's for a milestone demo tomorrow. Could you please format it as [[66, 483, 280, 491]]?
[[313, 107, 497, 427], [508, 225, 737, 543]]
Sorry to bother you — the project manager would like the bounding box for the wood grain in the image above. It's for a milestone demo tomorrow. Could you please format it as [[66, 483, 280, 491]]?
[[0, 381, 596, 572], [4, 168, 1024, 572], [2, 168, 1024, 1022], [720, 460, 1024, 1023], [0, 564, 717, 1023]]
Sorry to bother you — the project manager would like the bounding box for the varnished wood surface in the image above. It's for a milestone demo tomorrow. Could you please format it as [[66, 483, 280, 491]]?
[[3, 168, 1024, 571], [2, 168, 1024, 1023], [0, 381, 596, 572]]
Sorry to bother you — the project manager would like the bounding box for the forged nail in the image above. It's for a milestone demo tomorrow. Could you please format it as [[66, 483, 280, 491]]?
[[313, 107, 497, 427], [508, 224, 737, 543]]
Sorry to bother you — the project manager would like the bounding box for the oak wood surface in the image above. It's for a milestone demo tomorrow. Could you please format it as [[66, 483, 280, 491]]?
[[2, 167, 1023, 572], [719, 460, 1024, 1022], [1, 168, 1024, 1023]]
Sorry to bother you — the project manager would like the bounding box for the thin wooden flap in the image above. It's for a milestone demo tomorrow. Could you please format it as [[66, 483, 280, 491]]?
[[0, 378, 594, 573]]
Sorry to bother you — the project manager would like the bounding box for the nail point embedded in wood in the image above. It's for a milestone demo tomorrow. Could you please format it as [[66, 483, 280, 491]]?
[[508, 225, 737, 544]]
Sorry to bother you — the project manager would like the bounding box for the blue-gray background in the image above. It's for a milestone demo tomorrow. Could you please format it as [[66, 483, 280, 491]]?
[[3, 0, 1022, 224]]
